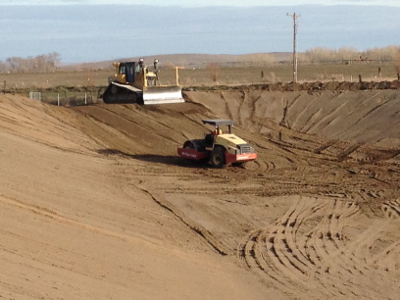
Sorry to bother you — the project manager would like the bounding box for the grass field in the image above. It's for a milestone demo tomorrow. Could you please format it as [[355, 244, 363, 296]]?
[[1, 62, 398, 89], [1, 61, 398, 106]]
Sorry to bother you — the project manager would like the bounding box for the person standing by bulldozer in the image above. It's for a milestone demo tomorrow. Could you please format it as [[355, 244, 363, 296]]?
[[135, 58, 154, 86], [135, 58, 144, 73], [153, 59, 160, 85]]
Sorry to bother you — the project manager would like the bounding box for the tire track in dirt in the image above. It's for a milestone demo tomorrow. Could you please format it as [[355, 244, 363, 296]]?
[[120, 105, 199, 142], [374, 200, 400, 275], [0, 95, 97, 154], [220, 92, 235, 121], [139, 187, 231, 256], [306, 99, 349, 135], [313, 139, 338, 154], [248, 92, 263, 133], [236, 90, 247, 127], [330, 92, 398, 142], [295, 92, 345, 135], [337, 142, 364, 161], [237, 91, 262, 130], [382, 200, 400, 219], [0, 194, 158, 247], [289, 94, 320, 131], [238, 197, 400, 299], [71, 104, 194, 156]]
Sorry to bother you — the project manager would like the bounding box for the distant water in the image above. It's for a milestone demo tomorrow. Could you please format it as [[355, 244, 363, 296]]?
[[0, 5, 398, 63]]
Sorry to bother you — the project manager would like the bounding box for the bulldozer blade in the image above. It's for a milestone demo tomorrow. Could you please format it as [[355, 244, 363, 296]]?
[[142, 85, 185, 105]]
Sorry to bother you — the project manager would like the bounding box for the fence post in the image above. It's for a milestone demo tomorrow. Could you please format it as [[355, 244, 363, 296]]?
[[85, 93, 87, 105], [58, 94, 60, 107]]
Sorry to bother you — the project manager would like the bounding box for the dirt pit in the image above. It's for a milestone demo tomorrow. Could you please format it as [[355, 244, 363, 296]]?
[[0, 87, 400, 299]]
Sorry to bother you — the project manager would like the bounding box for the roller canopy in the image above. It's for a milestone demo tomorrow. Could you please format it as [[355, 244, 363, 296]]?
[[202, 119, 235, 126]]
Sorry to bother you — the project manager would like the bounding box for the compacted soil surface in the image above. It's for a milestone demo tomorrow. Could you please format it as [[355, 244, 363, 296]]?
[[1, 85, 400, 299]]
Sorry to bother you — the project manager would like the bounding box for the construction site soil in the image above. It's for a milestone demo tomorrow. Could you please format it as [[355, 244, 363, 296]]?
[[1, 83, 400, 299]]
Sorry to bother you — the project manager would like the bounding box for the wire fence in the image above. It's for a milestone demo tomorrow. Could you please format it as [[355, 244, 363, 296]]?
[[28, 90, 100, 106]]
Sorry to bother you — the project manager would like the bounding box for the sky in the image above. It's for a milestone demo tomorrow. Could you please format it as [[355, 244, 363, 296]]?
[[0, 0, 399, 6], [0, 1, 398, 63]]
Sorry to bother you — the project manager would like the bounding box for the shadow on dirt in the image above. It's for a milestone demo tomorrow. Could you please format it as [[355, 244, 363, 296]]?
[[97, 149, 209, 168]]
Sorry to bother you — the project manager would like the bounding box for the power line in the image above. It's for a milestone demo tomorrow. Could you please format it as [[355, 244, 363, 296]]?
[[287, 12, 300, 83]]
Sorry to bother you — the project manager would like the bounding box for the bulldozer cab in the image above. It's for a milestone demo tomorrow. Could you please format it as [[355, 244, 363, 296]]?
[[113, 61, 151, 89], [114, 62, 137, 84], [112, 62, 133, 84], [127, 63, 135, 82], [125, 62, 135, 83]]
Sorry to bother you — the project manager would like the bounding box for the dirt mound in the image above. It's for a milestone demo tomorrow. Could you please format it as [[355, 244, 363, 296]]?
[[185, 88, 400, 145], [185, 79, 400, 92], [1, 88, 400, 300]]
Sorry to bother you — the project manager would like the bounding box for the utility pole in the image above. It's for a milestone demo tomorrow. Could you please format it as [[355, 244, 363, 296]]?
[[287, 12, 300, 83]]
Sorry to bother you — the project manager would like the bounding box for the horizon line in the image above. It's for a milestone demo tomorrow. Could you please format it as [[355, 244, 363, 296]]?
[[0, 3, 399, 7]]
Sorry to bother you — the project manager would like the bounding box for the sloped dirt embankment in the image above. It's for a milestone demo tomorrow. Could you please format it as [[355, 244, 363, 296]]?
[[1, 86, 400, 300]]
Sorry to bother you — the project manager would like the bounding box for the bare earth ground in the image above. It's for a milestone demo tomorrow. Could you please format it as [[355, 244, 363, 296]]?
[[1, 87, 400, 299]]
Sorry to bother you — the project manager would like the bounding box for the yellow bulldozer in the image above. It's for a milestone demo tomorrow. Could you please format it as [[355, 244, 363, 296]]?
[[102, 58, 185, 105]]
